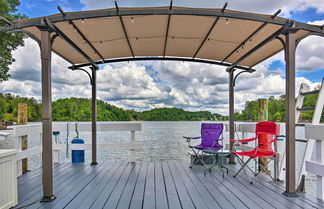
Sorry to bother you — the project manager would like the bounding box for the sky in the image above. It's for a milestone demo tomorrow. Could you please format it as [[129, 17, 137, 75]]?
[[1, 0, 324, 115]]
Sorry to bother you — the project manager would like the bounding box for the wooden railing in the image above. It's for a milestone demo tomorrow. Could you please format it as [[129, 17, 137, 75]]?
[[0, 122, 142, 176]]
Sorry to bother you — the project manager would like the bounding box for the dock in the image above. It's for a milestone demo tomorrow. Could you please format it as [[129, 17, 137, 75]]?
[[16, 161, 324, 209]]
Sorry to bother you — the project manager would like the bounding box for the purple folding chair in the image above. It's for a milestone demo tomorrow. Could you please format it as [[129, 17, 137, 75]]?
[[184, 123, 223, 168]]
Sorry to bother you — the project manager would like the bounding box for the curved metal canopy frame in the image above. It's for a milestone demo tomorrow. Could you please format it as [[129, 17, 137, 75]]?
[[68, 57, 254, 71], [3, 7, 324, 34], [3, 6, 324, 71]]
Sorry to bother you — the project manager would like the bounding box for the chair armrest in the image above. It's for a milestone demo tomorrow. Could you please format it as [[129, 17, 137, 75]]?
[[183, 136, 201, 139], [276, 135, 285, 141], [183, 136, 201, 143], [230, 137, 257, 143]]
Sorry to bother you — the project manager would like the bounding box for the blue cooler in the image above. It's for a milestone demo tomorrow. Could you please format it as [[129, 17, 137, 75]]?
[[71, 138, 85, 163]]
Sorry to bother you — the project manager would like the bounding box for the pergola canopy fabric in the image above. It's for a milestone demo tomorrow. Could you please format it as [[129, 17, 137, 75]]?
[[3, 6, 319, 68]]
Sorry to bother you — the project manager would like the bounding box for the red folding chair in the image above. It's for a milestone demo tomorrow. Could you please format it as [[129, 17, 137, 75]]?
[[231, 121, 280, 184]]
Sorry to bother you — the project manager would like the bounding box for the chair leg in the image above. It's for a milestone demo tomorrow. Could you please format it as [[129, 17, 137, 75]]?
[[233, 157, 253, 178], [189, 149, 203, 168], [236, 155, 255, 176], [250, 158, 274, 184]]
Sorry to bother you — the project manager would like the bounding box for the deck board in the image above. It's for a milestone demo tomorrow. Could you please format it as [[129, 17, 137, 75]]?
[[89, 163, 129, 209], [129, 162, 148, 209], [17, 164, 83, 208], [64, 162, 115, 209], [103, 162, 135, 209], [155, 162, 169, 209], [116, 162, 142, 209], [170, 162, 209, 209], [167, 162, 196, 209], [76, 162, 123, 209], [143, 162, 156, 209], [14, 161, 324, 209], [161, 162, 182, 209]]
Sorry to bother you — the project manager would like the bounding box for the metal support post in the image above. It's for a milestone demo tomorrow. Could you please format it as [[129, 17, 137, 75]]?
[[91, 66, 98, 166], [229, 69, 235, 164], [40, 25, 56, 202], [283, 30, 298, 197]]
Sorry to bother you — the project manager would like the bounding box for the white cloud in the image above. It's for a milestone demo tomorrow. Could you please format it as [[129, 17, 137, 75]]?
[[0, 37, 321, 115], [79, 0, 324, 17], [295, 20, 324, 71]]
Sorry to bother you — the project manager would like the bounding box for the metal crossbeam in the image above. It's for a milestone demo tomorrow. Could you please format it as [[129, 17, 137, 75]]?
[[193, 2, 227, 59], [226, 21, 292, 71], [163, 0, 173, 58], [222, 23, 267, 62], [45, 18, 97, 67], [115, 1, 135, 58], [68, 56, 256, 71], [222, 9, 281, 63], [57, 7, 105, 63], [2, 8, 324, 36], [193, 16, 221, 58]]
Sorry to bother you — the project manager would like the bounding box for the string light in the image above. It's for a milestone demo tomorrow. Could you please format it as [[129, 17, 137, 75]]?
[[131, 17, 134, 23], [81, 19, 84, 23], [225, 18, 229, 25]]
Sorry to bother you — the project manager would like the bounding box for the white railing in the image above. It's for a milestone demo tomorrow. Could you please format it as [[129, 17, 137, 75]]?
[[305, 124, 324, 200], [0, 122, 142, 176], [0, 149, 18, 209]]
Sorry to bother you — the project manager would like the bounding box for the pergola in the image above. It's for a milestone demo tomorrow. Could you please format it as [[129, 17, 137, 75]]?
[[1, 2, 324, 201]]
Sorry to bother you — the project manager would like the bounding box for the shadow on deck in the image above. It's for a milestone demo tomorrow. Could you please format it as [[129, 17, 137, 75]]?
[[16, 161, 324, 209]]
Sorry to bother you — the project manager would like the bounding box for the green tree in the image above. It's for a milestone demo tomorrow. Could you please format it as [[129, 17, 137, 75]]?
[[0, 0, 26, 81]]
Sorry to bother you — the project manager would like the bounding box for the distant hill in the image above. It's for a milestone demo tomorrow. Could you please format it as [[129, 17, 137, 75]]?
[[2, 92, 321, 123], [0, 94, 227, 122]]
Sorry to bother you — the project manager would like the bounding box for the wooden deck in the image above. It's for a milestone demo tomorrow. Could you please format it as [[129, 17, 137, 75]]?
[[16, 161, 324, 209]]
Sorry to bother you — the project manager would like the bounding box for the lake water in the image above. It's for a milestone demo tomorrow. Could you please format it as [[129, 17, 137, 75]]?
[[2, 121, 318, 196]]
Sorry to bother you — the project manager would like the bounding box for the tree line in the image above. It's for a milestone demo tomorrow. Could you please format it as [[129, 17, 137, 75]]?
[[0, 93, 322, 123], [234, 94, 323, 122], [0, 94, 227, 122]]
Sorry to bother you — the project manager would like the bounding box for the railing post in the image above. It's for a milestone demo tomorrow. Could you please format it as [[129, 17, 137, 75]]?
[[15, 136, 23, 177], [53, 144, 61, 164], [258, 99, 270, 173], [283, 28, 298, 197], [39, 23, 56, 202], [131, 130, 135, 141], [316, 139, 324, 199], [18, 103, 28, 174]]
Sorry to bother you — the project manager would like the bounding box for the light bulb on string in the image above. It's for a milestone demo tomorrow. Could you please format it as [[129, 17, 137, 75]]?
[[131, 17, 134, 23], [225, 18, 229, 25], [81, 19, 84, 24]]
